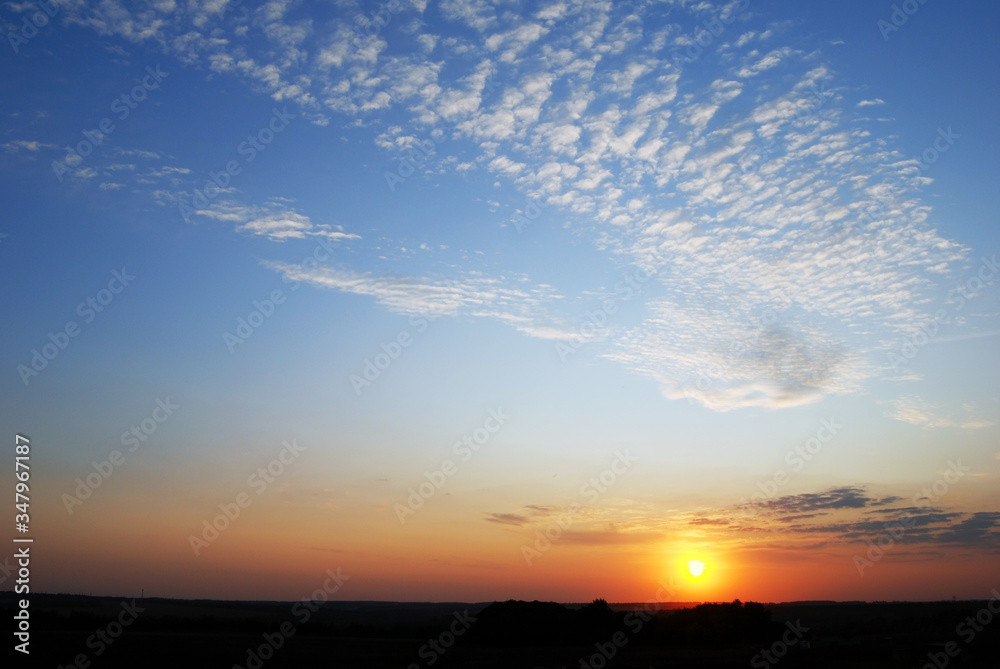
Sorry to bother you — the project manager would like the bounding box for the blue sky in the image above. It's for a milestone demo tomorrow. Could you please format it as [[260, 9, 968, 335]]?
[[1, 0, 998, 601]]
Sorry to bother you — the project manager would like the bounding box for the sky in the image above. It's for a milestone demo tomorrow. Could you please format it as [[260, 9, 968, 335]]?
[[1, 0, 998, 604]]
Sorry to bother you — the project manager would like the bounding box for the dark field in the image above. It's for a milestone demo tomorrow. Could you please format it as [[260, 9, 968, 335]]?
[[6, 592, 999, 668]]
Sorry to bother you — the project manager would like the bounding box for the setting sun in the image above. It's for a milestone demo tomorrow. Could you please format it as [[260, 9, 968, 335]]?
[[687, 560, 706, 578]]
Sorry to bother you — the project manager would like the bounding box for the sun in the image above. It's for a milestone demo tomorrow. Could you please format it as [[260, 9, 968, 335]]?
[[687, 560, 706, 578]]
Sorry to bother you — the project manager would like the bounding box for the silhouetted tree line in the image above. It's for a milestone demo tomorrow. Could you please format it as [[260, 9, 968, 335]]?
[[9, 592, 1000, 664], [463, 598, 775, 647]]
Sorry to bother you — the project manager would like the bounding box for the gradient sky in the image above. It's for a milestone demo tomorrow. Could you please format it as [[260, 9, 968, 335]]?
[[1, 0, 999, 604]]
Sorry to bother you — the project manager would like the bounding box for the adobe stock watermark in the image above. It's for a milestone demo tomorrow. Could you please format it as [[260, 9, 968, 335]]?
[[556, 266, 651, 362], [914, 126, 959, 172], [878, 0, 934, 41], [946, 255, 998, 311], [0, 554, 17, 587], [680, 288, 794, 403], [223, 289, 288, 352], [352, 0, 406, 40], [578, 579, 679, 668], [750, 620, 811, 668], [737, 82, 834, 177], [62, 397, 179, 514], [6, 0, 61, 54], [406, 610, 477, 669], [213, 0, 243, 20], [384, 133, 446, 192], [178, 107, 295, 223], [350, 311, 439, 395], [887, 309, 950, 372], [888, 255, 996, 371], [56, 599, 145, 669], [188, 439, 306, 556], [668, 0, 750, 68], [17, 267, 135, 386], [224, 234, 351, 353], [849, 124, 958, 237], [231, 568, 350, 669], [853, 459, 971, 575], [51, 66, 169, 181], [511, 195, 548, 233], [737, 417, 842, 518], [913, 589, 1000, 669], [521, 449, 639, 565], [394, 408, 511, 523], [384, 73, 501, 193]]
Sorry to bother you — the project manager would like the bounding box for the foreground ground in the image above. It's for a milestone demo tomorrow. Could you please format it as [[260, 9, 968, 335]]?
[[5, 593, 999, 668]]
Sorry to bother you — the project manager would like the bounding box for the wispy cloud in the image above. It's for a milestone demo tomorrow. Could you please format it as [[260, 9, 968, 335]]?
[[195, 201, 361, 243], [484, 512, 530, 526], [885, 396, 996, 430], [2, 139, 57, 152], [264, 261, 583, 342]]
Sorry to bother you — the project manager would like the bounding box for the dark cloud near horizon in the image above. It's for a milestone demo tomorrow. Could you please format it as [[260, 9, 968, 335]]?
[[755, 486, 872, 513], [935, 512, 1000, 546], [700, 485, 1000, 552]]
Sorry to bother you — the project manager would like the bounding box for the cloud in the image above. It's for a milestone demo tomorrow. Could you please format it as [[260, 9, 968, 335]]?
[[736, 47, 797, 78], [439, 0, 497, 31], [483, 505, 569, 527], [703, 484, 1000, 551], [755, 487, 874, 513], [268, 266, 482, 317], [496, 481, 1000, 556], [551, 526, 662, 545], [484, 512, 530, 526], [237, 212, 314, 240], [2, 139, 56, 153], [934, 512, 1000, 545], [857, 98, 886, 107], [885, 396, 996, 430], [484, 509, 661, 544], [485, 22, 548, 63], [193, 201, 361, 243], [734, 30, 774, 48], [265, 262, 583, 342], [47, 0, 972, 412]]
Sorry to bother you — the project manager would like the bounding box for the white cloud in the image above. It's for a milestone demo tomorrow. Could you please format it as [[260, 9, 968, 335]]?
[[886, 396, 996, 430], [237, 212, 314, 240], [485, 22, 547, 63], [49, 0, 973, 412], [439, 0, 496, 31], [2, 139, 56, 152], [264, 263, 574, 341], [736, 47, 797, 78], [195, 202, 360, 243]]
